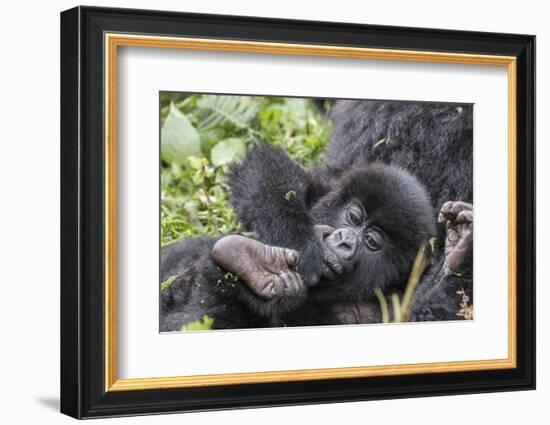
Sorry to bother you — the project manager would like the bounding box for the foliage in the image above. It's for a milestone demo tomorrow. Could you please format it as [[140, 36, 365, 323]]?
[[375, 242, 431, 323], [160, 93, 331, 247], [180, 315, 214, 331], [456, 288, 473, 320], [161, 103, 202, 166], [160, 275, 177, 291]]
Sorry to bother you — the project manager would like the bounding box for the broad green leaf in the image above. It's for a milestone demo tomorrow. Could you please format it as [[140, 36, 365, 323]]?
[[210, 138, 246, 166], [161, 103, 201, 166]]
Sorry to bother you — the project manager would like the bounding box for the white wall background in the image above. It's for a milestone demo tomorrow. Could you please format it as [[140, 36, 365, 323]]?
[[0, 0, 545, 424]]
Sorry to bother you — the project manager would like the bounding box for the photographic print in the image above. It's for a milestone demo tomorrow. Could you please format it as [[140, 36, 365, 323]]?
[[159, 94, 473, 332], [61, 7, 535, 417]]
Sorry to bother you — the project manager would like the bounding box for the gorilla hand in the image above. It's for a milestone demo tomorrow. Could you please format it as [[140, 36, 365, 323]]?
[[212, 235, 305, 300], [438, 201, 473, 273]]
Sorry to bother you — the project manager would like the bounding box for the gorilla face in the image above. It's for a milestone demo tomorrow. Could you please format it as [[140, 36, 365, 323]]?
[[322, 199, 385, 270], [310, 163, 436, 302]]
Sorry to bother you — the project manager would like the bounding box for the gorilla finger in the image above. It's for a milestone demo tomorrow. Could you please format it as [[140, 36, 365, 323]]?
[[315, 224, 335, 238], [285, 249, 300, 267], [455, 210, 473, 224], [440, 201, 455, 215], [260, 279, 276, 299], [279, 272, 301, 294], [438, 201, 456, 223], [325, 251, 344, 274], [320, 225, 335, 237], [321, 264, 335, 280], [449, 201, 473, 215], [271, 276, 286, 297], [446, 229, 459, 243], [289, 272, 304, 293], [277, 273, 290, 292]]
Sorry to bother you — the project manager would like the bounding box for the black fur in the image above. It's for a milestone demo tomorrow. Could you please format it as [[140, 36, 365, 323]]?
[[324, 100, 473, 321], [160, 100, 473, 330], [227, 144, 329, 289], [309, 163, 435, 303], [160, 238, 262, 331], [325, 100, 473, 210], [160, 236, 307, 331]]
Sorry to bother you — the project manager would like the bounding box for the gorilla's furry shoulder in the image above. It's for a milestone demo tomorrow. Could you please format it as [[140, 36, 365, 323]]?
[[327, 100, 473, 209]]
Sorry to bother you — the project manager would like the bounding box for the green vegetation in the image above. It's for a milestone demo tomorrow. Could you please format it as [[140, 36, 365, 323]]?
[[160, 93, 331, 247], [160, 275, 177, 291], [180, 315, 214, 331]]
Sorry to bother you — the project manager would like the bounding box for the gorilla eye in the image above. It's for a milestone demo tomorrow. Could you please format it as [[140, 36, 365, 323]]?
[[348, 208, 364, 226], [365, 230, 383, 251]]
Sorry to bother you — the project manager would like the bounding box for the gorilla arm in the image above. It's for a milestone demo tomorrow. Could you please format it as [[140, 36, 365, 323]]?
[[330, 200, 474, 324], [161, 235, 311, 331], [227, 143, 341, 288], [409, 200, 473, 321]]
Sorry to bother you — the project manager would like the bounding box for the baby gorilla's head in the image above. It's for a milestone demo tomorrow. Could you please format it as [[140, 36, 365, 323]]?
[[310, 163, 436, 302]]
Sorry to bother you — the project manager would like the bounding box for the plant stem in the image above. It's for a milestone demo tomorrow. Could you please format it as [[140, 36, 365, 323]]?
[[374, 288, 389, 323]]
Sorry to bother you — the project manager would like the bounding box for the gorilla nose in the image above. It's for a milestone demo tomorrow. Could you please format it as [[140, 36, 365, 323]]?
[[326, 228, 358, 260]]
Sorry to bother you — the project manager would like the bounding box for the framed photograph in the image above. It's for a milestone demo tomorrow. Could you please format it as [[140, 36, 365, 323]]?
[[60, 6, 535, 419]]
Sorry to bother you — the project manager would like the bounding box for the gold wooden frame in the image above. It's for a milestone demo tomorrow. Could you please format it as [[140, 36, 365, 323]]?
[[104, 33, 517, 392]]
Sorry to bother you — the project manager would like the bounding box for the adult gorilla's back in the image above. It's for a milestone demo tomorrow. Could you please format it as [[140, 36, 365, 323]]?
[[325, 100, 473, 210]]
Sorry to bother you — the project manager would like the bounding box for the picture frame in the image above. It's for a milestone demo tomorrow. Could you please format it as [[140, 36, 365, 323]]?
[[60, 5, 535, 419]]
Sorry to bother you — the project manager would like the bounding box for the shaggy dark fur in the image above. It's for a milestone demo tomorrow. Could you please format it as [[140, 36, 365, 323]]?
[[323, 100, 473, 321], [229, 145, 435, 302], [226, 145, 327, 290], [161, 151, 436, 330], [160, 100, 473, 331], [161, 238, 275, 330], [325, 100, 473, 210]]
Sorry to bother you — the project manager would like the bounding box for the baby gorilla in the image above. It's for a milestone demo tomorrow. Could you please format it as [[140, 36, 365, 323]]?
[[161, 145, 438, 330]]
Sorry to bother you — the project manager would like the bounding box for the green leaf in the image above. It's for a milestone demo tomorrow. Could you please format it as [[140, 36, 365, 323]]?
[[181, 315, 214, 331], [283, 98, 308, 122], [192, 170, 205, 185], [161, 103, 201, 166], [189, 156, 208, 170], [374, 137, 387, 148], [196, 95, 262, 131], [210, 138, 246, 166], [285, 190, 297, 201], [429, 236, 437, 253], [160, 275, 177, 291], [374, 288, 389, 323]]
